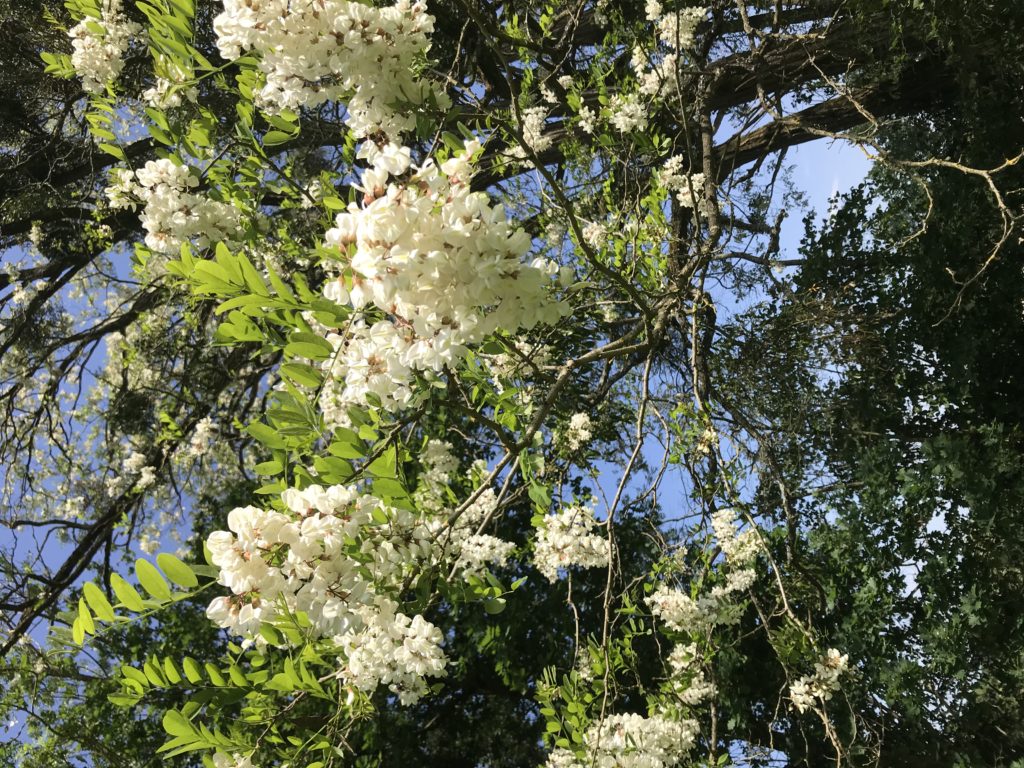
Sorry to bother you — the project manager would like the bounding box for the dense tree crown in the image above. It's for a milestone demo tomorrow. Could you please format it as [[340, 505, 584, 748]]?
[[1, 0, 1022, 767]]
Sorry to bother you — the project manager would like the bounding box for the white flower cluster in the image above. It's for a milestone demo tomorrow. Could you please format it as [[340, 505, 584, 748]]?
[[511, 106, 553, 159], [454, 533, 516, 579], [577, 105, 598, 134], [647, 509, 759, 631], [213, 0, 447, 139], [546, 713, 698, 768], [626, 6, 706, 106], [142, 63, 197, 109], [105, 159, 241, 255], [204, 483, 446, 703], [710, 508, 759, 564], [659, 156, 708, 210], [318, 139, 568, 424], [341, 599, 447, 704], [647, 581, 737, 634], [188, 416, 216, 458], [561, 412, 593, 452], [413, 438, 460, 512], [790, 648, 850, 713], [413, 440, 516, 578], [534, 504, 610, 582], [120, 450, 156, 493], [666, 643, 716, 706], [608, 93, 649, 134], [68, 0, 141, 94], [655, 7, 706, 50], [582, 220, 608, 249], [212, 753, 254, 768], [484, 339, 552, 391]]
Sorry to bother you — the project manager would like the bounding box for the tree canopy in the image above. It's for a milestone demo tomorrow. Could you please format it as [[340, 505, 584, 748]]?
[[1, 1, 1022, 766]]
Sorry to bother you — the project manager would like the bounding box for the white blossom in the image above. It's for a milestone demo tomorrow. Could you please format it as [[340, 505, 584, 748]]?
[[204, 485, 448, 703], [790, 648, 850, 713], [212, 752, 254, 768], [578, 105, 598, 134], [546, 713, 698, 768], [318, 139, 568, 422], [68, 1, 141, 94], [105, 159, 241, 257], [534, 505, 610, 582], [512, 106, 553, 159], [561, 412, 593, 451], [213, 0, 449, 139], [710, 508, 760, 564], [608, 94, 648, 134]]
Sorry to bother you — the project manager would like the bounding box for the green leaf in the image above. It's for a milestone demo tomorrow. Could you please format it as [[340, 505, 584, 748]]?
[[110, 573, 145, 611], [78, 598, 95, 635], [528, 482, 551, 514], [162, 709, 196, 738], [122, 665, 150, 688], [157, 553, 199, 588], [163, 657, 183, 684], [108, 693, 140, 707], [205, 663, 226, 686], [266, 673, 295, 692], [143, 658, 167, 686], [182, 657, 203, 683], [98, 143, 126, 159], [484, 597, 507, 615], [254, 459, 284, 476], [247, 421, 288, 449], [82, 581, 116, 622], [136, 559, 172, 601], [228, 664, 247, 687], [280, 362, 323, 388], [366, 447, 398, 479], [263, 130, 293, 146], [284, 341, 332, 361]]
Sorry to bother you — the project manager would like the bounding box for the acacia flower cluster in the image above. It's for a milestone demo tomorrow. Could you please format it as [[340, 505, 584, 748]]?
[[710, 508, 759, 563], [790, 648, 850, 713], [212, 753, 254, 768], [666, 643, 716, 705], [413, 440, 516, 578], [659, 156, 707, 211], [318, 139, 569, 423], [105, 159, 241, 257], [560, 412, 593, 452], [204, 484, 446, 703], [213, 0, 448, 139], [534, 504, 610, 582], [511, 106, 554, 159], [68, 0, 141, 94], [142, 61, 197, 109], [647, 510, 759, 631], [340, 598, 447, 704], [546, 713, 698, 768]]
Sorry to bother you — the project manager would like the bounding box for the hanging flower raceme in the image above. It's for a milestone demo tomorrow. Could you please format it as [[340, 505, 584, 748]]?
[[545, 712, 699, 768], [105, 159, 241, 258], [789, 648, 850, 713], [318, 139, 570, 425], [204, 483, 446, 703], [533, 504, 610, 582], [413, 440, 517, 578], [647, 509, 760, 632], [68, 0, 141, 94], [213, 0, 449, 139]]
